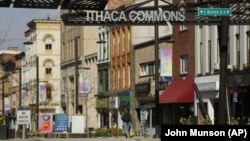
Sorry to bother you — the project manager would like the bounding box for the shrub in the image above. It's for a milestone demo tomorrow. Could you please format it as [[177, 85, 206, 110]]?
[[227, 117, 240, 125], [0, 115, 6, 125], [94, 128, 124, 137], [180, 116, 194, 125]]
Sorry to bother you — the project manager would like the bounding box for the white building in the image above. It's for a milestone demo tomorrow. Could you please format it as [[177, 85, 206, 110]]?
[[23, 19, 62, 116], [195, 25, 250, 124]]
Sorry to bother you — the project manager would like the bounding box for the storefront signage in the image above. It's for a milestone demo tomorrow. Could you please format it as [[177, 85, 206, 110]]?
[[109, 96, 119, 109], [54, 114, 68, 133], [197, 82, 219, 92], [38, 113, 53, 134], [96, 98, 109, 108], [17, 110, 31, 125], [135, 83, 150, 93], [119, 92, 130, 109]]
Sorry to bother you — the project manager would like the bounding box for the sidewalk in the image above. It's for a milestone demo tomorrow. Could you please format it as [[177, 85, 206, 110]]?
[[3, 136, 160, 141]]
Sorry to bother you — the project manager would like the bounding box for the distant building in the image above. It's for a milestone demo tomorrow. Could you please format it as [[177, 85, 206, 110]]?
[[0, 47, 21, 130], [23, 19, 61, 130]]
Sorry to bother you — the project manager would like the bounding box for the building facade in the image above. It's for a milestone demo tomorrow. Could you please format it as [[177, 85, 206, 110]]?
[[23, 19, 62, 130], [60, 15, 99, 129], [96, 26, 110, 128], [195, 25, 250, 124], [160, 0, 195, 125], [107, 0, 134, 130], [0, 48, 22, 131], [131, 0, 174, 136]]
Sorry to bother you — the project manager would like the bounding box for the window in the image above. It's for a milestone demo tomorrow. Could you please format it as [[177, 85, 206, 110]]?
[[99, 71, 103, 91], [140, 62, 155, 76], [180, 25, 188, 31], [45, 44, 52, 50], [44, 61, 53, 75], [46, 68, 52, 74], [247, 31, 250, 65], [200, 42, 203, 74], [104, 69, 109, 91], [208, 40, 212, 72], [46, 85, 52, 99], [180, 55, 188, 74], [236, 33, 240, 68], [106, 31, 109, 60]]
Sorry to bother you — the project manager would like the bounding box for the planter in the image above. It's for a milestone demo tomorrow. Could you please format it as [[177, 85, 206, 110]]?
[[0, 125, 7, 139]]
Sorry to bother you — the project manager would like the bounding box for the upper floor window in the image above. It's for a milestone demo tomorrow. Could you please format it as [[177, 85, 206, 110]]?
[[43, 34, 54, 51], [46, 85, 52, 99], [45, 44, 52, 50], [180, 55, 188, 75], [247, 31, 250, 65], [140, 62, 155, 76], [180, 25, 188, 32], [43, 59, 54, 75]]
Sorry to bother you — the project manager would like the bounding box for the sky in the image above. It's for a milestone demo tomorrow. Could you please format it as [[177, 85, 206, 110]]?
[[0, 7, 60, 51]]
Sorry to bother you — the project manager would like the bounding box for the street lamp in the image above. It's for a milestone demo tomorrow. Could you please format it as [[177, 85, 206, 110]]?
[[23, 41, 40, 132]]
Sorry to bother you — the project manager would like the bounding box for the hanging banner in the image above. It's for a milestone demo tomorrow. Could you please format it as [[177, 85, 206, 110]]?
[[21, 90, 29, 107], [38, 113, 53, 134], [39, 83, 47, 105], [4, 97, 11, 114], [79, 72, 89, 97], [160, 47, 172, 77]]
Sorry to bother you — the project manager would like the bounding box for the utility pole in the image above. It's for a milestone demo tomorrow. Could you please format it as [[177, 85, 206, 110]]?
[[19, 68, 22, 109], [217, 0, 230, 124], [154, 0, 160, 138], [36, 56, 39, 131], [74, 37, 79, 114]]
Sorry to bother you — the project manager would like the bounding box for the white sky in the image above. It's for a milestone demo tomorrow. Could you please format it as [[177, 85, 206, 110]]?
[[0, 8, 60, 51]]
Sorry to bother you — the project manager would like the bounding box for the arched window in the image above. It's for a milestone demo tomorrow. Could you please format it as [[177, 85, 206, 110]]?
[[46, 84, 52, 99], [43, 34, 54, 51], [43, 59, 54, 75]]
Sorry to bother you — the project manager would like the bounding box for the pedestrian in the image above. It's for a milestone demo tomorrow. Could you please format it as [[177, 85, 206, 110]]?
[[122, 108, 132, 138]]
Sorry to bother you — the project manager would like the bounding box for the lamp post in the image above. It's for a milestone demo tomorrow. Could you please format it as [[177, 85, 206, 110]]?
[[23, 41, 40, 132]]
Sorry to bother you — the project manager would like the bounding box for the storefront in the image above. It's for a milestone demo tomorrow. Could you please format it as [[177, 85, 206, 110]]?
[[108, 96, 120, 128], [228, 71, 250, 124], [194, 75, 219, 124], [160, 78, 194, 125], [135, 82, 155, 137], [96, 95, 109, 128]]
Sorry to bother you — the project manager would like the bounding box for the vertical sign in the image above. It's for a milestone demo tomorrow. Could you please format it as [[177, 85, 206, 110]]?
[[4, 97, 10, 114], [39, 83, 47, 105], [160, 47, 172, 77], [38, 113, 53, 134], [21, 90, 29, 107], [54, 114, 68, 133], [79, 72, 89, 97], [17, 110, 31, 125]]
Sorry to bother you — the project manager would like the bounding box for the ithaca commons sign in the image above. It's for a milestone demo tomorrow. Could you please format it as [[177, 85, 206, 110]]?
[[86, 10, 186, 22]]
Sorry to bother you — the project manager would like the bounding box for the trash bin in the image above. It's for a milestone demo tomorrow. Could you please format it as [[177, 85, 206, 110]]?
[[88, 127, 94, 138], [0, 125, 7, 139]]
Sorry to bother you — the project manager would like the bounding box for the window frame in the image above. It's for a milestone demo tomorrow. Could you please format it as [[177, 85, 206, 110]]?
[[180, 55, 188, 75]]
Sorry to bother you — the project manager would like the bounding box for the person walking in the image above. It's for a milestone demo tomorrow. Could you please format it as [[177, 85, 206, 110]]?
[[122, 108, 131, 138]]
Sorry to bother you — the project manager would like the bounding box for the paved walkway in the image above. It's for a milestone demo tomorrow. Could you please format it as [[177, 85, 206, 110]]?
[[1, 137, 160, 141]]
